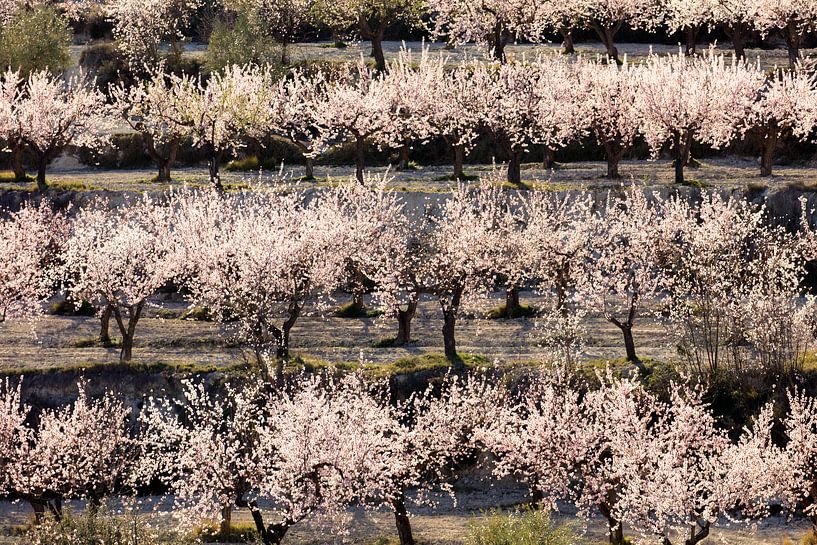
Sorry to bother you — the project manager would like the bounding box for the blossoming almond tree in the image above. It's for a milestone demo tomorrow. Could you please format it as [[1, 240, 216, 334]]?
[[0, 70, 26, 181], [426, 0, 547, 61], [62, 198, 174, 362], [166, 65, 274, 192], [419, 184, 507, 363], [634, 52, 763, 185], [750, 0, 817, 67], [749, 68, 817, 176], [571, 0, 663, 63], [0, 201, 67, 324], [175, 188, 345, 379], [312, 0, 425, 71], [580, 189, 664, 368], [313, 62, 396, 183], [11, 70, 111, 190], [137, 380, 265, 536], [577, 59, 642, 178], [10, 382, 133, 521], [110, 72, 187, 182]]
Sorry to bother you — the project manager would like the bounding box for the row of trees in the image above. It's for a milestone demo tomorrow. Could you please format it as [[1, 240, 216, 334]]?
[[3, 50, 816, 188], [4, 370, 817, 545], [2, 181, 815, 382], [13, 0, 817, 71]]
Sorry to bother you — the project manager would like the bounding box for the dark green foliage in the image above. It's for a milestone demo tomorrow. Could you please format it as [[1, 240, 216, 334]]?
[[0, 5, 71, 74], [205, 15, 282, 72], [50, 299, 96, 317]]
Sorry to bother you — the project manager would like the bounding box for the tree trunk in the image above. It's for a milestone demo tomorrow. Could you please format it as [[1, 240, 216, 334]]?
[[504, 286, 522, 318], [609, 518, 624, 545], [542, 146, 556, 169], [113, 303, 143, 363], [452, 144, 465, 180], [146, 135, 178, 182], [395, 299, 417, 345], [604, 140, 623, 178], [36, 153, 48, 190], [11, 142, 25, 181], [442, 309, 458, 363], [559, 27, 575, 54], [685, 26, 698, 55], [619, 322, 638, 363], [398, 145, 410, 170], [371, 29, 386, 72], [760, 126, 779, 177], [491, 23, 509, 62], [355, 135, 365, 183], [673, 132, 686, 185], [783, 24, 801, 68], [507, 150, 522, 186], [281, 40, 290, 65], [304, 156, 314, 180], [209, 150, 224, 193], [591, 23, 621, 64], [725, 22, 747, 60], [392, 493, 415, 545], [220, 504, 232, 536], [99, 305, 112, 346]]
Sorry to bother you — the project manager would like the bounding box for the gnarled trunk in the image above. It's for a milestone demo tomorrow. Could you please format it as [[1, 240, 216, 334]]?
[[11, 142, 25, 181], [559, 27, 575, 54], [395, 299, 417, 345], [209, 148, 224, 193], [452, 143, 465, 180], [99, 304, 112, 346], [542, 146, 556, 169], [760, 125, 779, 177], [220, 504, 232, 536], [392, 493, 415, 545], [504, 286, 522, 318], [112, 303, 143, 362], [685, 26, 699, 55], [398, 144, 410, 170], [354, 135, 365, 183], [603, 139, 624, 178], [507, 149, 522, 186], [724, 21, 748, 60], [442, 309, 458, 363], [590, 22, 622, 64]]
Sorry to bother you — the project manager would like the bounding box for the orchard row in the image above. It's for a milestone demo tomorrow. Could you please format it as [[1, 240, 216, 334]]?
[[4, 369, 817, 545], [12, 0, 817, 72], [2, 179, 816, 379], [2, 50, 817, 189]]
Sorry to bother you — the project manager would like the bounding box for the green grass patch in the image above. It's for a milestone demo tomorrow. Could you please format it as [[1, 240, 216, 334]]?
[[486, 303, 536, 319], [334, 301, 384, 318], [678, 177, 707, 189], [467, 508, 575, 545], [0, 171, 34, 184], [71, 337, 122, 349], [225, 155, 261, 172], [194, 522, 258, 543]]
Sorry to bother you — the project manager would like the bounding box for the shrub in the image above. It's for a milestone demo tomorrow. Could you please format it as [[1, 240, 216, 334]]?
[[466, 509, 576, 545], [205, 15, 281, 72], [50, 299, 96, 317], [194, 522, 258, 543], [25, 508, 190, 545], [0, 5, 72, 74]]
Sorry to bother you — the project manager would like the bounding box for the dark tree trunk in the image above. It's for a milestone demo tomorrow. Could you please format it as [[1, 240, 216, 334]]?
[[783, 23, 802, 68], [304, 156, 314, 180], [491, 23, 510, 62], [504, 286, 522, 318], [452, 144, 465, 180], [281, 40, 290, 65], [507, 150, 522, 186], [145, 135, 178, 182], [542, 146, 556, 169], [395, 299, 417, 345], [112, 303, 143, 363], [559, 27, 575, 54], [725, 22, 747, 60], [685, 26, 698, 55], [760, 126, 779, 177], [398, 145, 410, 170], [442, 309, 458, 363], [355, 135, 365, 183], [591, 22, 622, 64], [247, 500, 291, 545], [371, 28, 386, 72], [599, 501, 625, 545], [392, 493, 415, 545], [36, 153, 49, 190], [673, 132, 688, 185], [604, 140, 624, 178], [11, 142, 25, 181], [99, 304, 112, 346], [209, 149, 224, 192], [273, 301, 302, 380]]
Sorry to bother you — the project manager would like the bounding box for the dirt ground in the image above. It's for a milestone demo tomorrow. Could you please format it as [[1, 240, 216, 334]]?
[[3, 156, 817, 195], [0, 289, 679, 372]]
